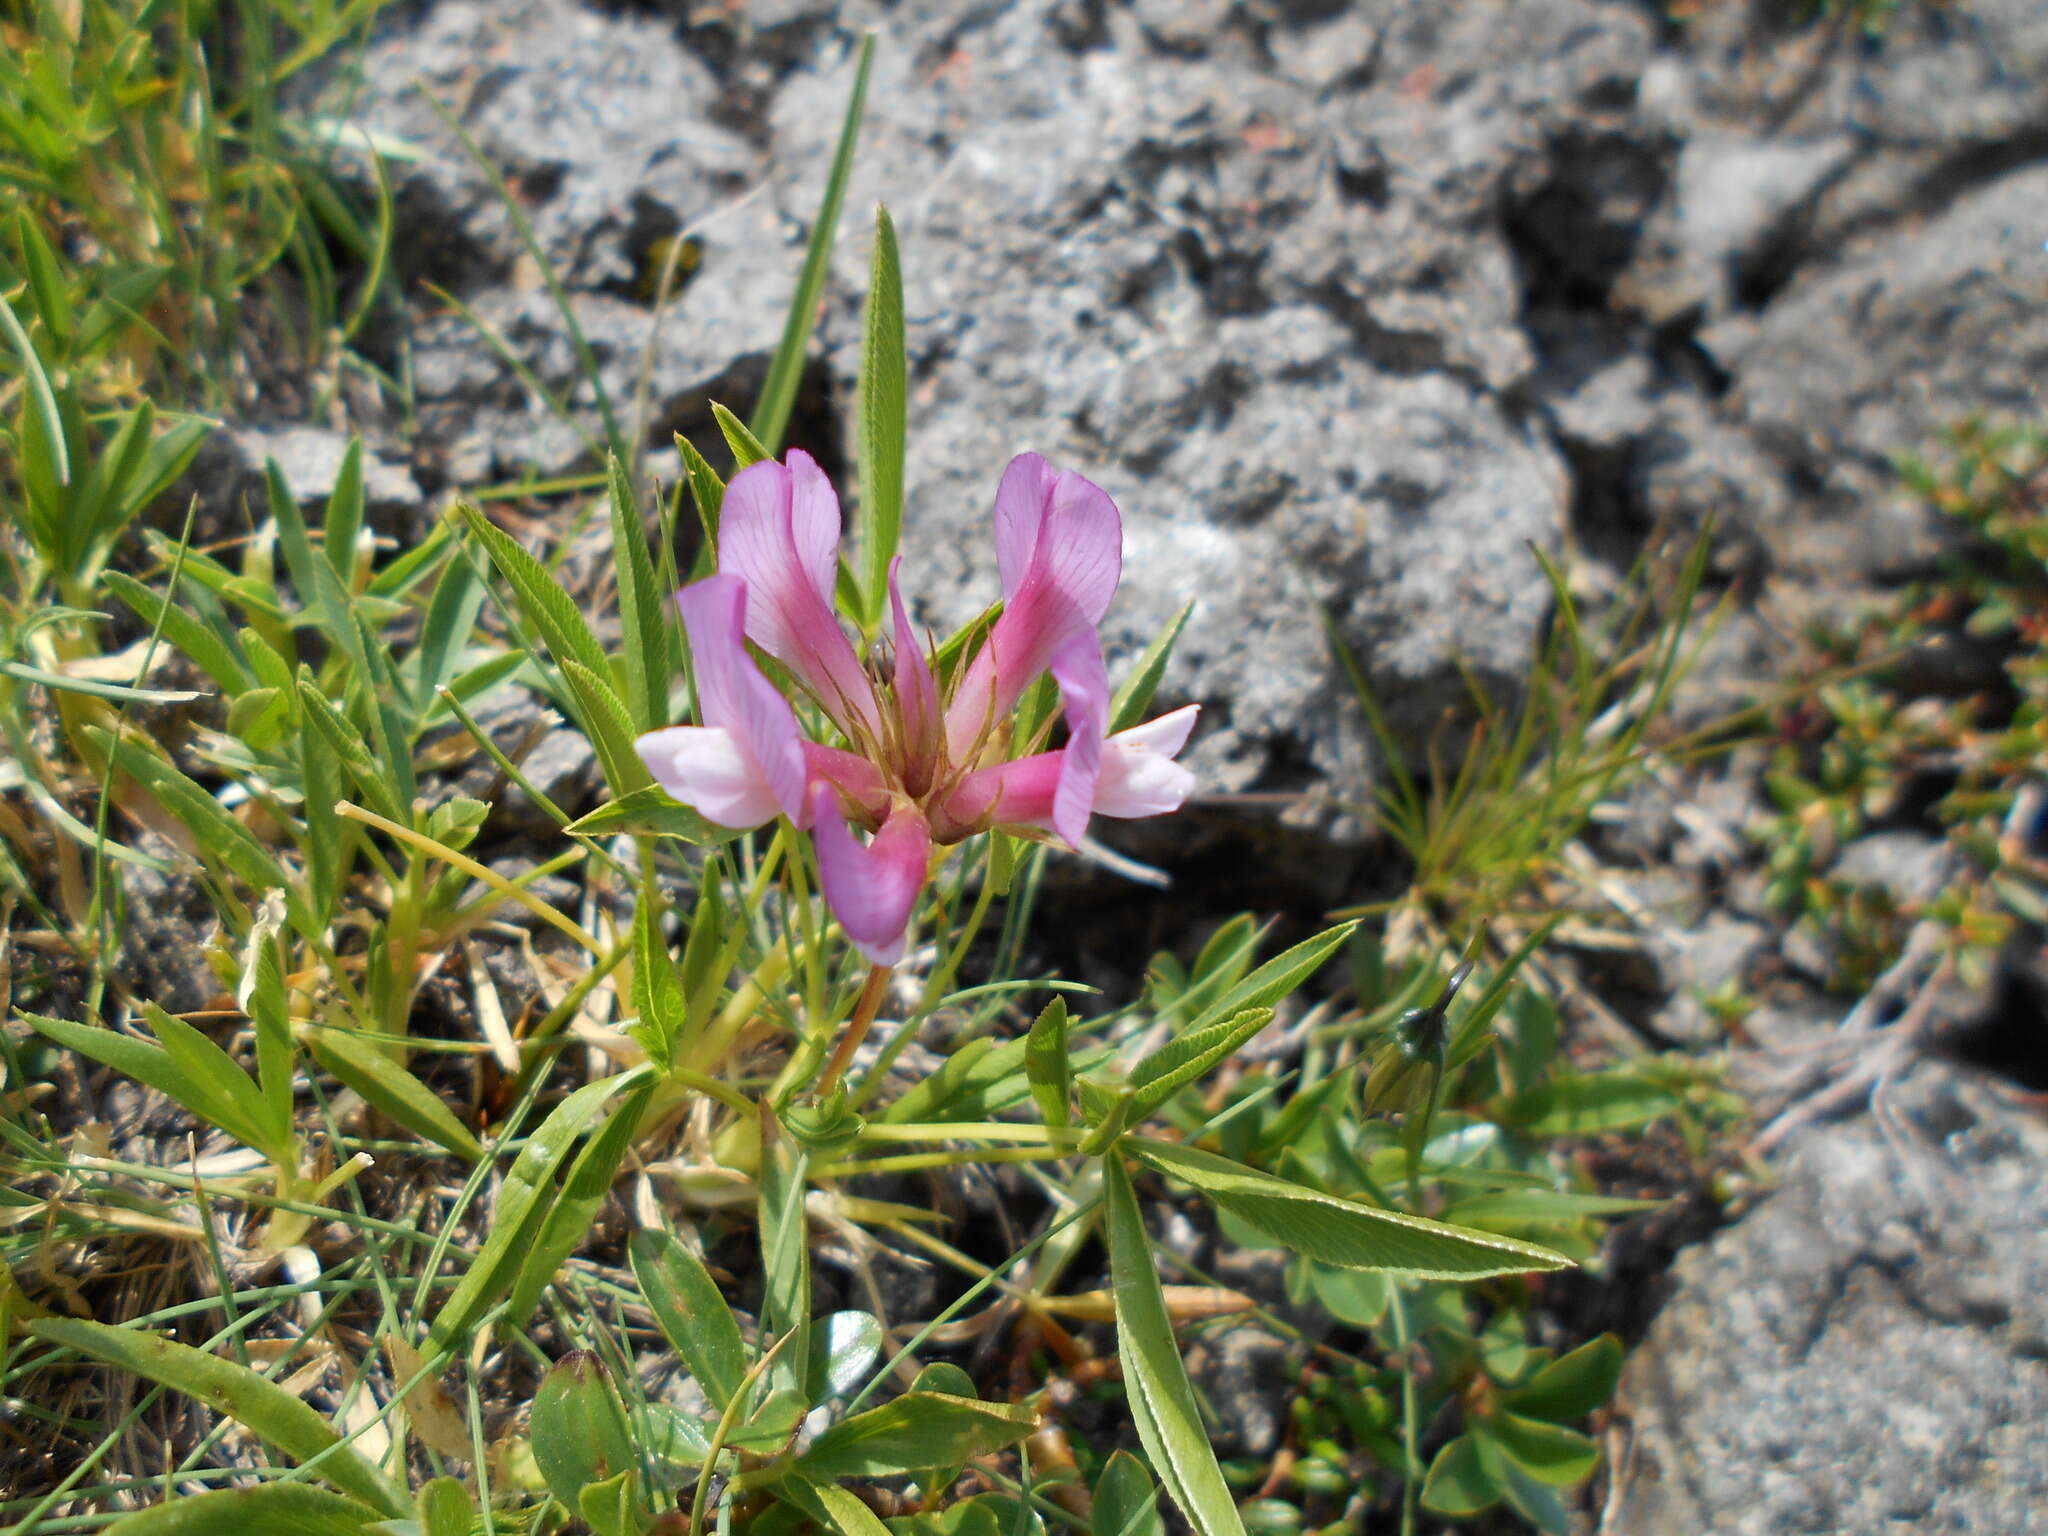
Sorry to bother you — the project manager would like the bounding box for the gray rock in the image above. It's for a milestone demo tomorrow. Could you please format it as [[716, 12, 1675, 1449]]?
[[762, 0, 1648, 800], [1653, 909, 1769, 1044], [1181, 1321, 1293, 1459], [1657, 0, 2048, 272], [1702, 161, 2048, 581], [1617, 129, 1857, 323], [1832, 831, 1959, 910], [231, 425, 423, 517], [1606, 1061, 2048, 1535], [343, 0, 754, 291], [329, 0, 792, 482]]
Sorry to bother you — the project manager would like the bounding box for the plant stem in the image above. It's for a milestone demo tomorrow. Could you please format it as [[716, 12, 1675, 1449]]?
[[813, 962, 891, 1099], [1391, 1283, 1420, 1536]]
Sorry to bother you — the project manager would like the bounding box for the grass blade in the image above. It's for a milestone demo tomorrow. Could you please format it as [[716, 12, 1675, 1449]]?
[[0, 286, 68, 485], [26, 1319, 409, 1517], [748, 31, 874, 454], [1104, 1153, 1248, 1536], [1125, 1138, 1571, 1279], [98, 1485, 382, 1535], [854, 203, 904, 634]]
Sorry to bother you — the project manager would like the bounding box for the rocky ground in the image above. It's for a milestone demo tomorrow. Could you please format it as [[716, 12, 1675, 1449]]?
[[245, 0, 2048, 1529]]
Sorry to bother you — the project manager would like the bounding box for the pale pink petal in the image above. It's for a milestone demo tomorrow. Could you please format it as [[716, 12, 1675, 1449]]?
[[990, 453, 1058, 596], [809, 785, 931, 967], [716, 452, 878, 739], [887, 559, 941, 792], [1048, 632, 1109, 848], [672, 576, 807, 820], [946, 461, 1122, 755], [636, 725, 785, 828], [1092, 705, 1200, 818]]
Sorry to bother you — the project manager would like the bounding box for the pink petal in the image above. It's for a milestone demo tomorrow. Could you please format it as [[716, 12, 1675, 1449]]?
[[636, 725, 785, 828], [801, 741, 892, 828], [717, 451, 879, 739], [946, 460, 1122, 755], [809, 785, 931, 967], [990, 453, 1057, 596], [935, 750, 1061, 841], [671, 576, 807, 821], [887, 559, 941, 793], [1092, 705, 1200, 818], [1048, 632, 1109, 848]]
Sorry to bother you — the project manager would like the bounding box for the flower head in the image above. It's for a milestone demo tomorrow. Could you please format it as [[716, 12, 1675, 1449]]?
[[635, 449, 1196, 965]]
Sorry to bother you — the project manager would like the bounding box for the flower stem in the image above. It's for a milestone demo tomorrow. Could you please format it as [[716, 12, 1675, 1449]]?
[[814, 963, 892, 1100]]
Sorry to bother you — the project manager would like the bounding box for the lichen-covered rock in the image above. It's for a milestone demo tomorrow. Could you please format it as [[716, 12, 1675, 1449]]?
[[1604, 1061, 2048, 1535]]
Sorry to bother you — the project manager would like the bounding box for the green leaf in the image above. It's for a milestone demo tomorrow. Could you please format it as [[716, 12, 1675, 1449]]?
[[629, 898, 685, 1069], [28, 1319, 407, 1517], [1124, 1139, 1571, 1280], [296, 677, 406, 826], [144, 1003, 289, 1165], [565, 783, 745, 844], [459, 502, 611, 683], [750, 33, 874, 453], [1495, 1441, 1572, 1535], [1093, 1450, 1166, 1536], [1185, 922, 1356, 1034], [530, 1351, 638, 1511], [1125, 1007, 1274, 1120], [426, 1071, 639, 1352], [878, 1034, 1103, 1126], [414, 1477, 475, 1536], [1486, 1412, 1599, 1486], [1443, 1190, 1661, 1228], [629, 1229, 748, 1411], [101, 568, 252, 694], [759, 1104, 812, 1398], [102, 1486, 381, 1536], [607, 452, 672, 729], [713, 400, 772, 473], [407, 548, 488, 711], [798, 1391, 1037, 1480], [676, 431, 727, 546], [507, 1076, 657, 1321], [560, 656, 655, 798], [1109, 602, 1193, 734], [1421, 1434, 1500, 1518], [855, 204, 905, 634], [84, 727, 312, 938], [1103, 1154, 1248, 1536], [304, 1028, 483, 1162], [1503, 1334, 1624, 1423], [806, 1311, 886, 1406], [1024, 996, 1071, 1130], [14, 209, 74, 348], [324, 439, 366, 583], [725, 1388, 807, 1455], [0, 286, 68, 488], [25, 1012, 276, 1164], [1497, 1072, 1680, 1137], [579, 1469, 641, 1536], [1304, 1262, 1391, 1328], [240, 898, 295, 1150], [776, 1476, 895, 1536]]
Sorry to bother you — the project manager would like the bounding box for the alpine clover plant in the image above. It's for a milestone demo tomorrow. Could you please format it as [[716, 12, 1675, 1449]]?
[[635, 448, 1200, 970]]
